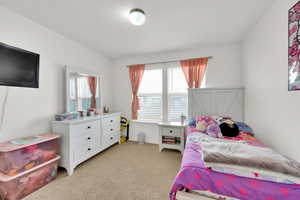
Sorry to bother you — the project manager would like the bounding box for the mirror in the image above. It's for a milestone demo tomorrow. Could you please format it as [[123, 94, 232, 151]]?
[[65, 66, 101, 113]]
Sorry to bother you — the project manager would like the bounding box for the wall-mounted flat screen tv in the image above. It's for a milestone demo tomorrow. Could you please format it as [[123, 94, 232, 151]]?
[[0, 42, 39, 88]]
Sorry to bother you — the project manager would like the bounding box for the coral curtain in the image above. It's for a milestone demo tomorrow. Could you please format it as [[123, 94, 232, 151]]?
[[180, 57, 208, 88], [128, 64, 145, 120], [87, 76, 97, 109]]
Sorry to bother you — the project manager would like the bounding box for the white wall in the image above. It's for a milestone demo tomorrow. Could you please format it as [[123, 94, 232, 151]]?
[[243, 0, 300, 161], [0, 6, 113, 142], [113, 44, 243, 143]]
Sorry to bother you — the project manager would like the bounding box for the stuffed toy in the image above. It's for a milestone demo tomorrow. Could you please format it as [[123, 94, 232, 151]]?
[[196, 120, 208, 132], [207, 124, 222, 138], [195, 116, 216, 133], [195, 116, 223, 138], [219, 121, 239, 137], [188, 120, 196, 127]]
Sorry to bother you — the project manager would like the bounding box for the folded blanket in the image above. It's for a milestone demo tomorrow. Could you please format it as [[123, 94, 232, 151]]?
[[196, 134, 300, 178]]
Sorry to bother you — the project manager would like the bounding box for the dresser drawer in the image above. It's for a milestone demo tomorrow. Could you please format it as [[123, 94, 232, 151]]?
[[103, 125, 119, 134], [102, 115, 119, 126], [72, 132, 95, 147], [102, 115, 119, 134], [102, 132, 119, 149], [71, 120, 100, 136], [162, 127, 181, 137], [73, 146, 93, 165]]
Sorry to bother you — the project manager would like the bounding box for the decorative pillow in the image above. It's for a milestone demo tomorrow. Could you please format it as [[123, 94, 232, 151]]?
[[196, 120, 208, 132], [195, 116, 216, 123], [194, 116, 223, 138], [219, 122, 239, 137], [207, 124, 222, 138], [195, 116, 216, 133], [235, 121, 254, 136], [188, 120, 197, 127], [211, 116, 232, 125]]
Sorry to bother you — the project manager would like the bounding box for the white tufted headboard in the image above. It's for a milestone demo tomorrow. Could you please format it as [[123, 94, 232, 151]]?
[[188, 88, 244, 121]]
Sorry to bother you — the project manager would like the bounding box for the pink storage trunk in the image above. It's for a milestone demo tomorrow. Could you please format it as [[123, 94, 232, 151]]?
[[0, 134, 60, 176], [0, 156, 60, 200]]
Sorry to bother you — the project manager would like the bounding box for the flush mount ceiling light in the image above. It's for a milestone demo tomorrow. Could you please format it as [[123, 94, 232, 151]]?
[[129, 8, 146, 26]]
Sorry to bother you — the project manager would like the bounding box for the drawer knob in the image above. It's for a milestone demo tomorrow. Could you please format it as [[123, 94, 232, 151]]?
[[110, 128, 114, 131], [169, 130, 173, 133], [87, 137, 91, 140], [110, 137, 113, 140], [87, 126, 91, 129], [88, 148, 91, 151], [110, 120, 113, 123]]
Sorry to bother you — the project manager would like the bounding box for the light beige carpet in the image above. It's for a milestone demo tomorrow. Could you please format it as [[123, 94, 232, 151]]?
[[25, 142, 182, 200]]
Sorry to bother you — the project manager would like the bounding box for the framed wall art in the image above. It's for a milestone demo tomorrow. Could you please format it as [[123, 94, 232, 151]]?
[[289, 1, 300, 90]]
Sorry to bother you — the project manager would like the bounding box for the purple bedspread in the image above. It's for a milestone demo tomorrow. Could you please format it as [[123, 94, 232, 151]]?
[[169, 138, 300, 200]]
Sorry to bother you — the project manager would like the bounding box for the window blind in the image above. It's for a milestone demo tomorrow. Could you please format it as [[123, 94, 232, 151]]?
[[138, 94, 162, 121], [138, 68, 162, 121], [167, 66, 188, 121]]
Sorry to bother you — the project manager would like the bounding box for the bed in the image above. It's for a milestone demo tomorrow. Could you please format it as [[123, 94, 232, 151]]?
[[170, 88, 300, 200]]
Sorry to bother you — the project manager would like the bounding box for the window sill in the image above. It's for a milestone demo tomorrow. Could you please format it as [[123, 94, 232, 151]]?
[[131, 120, 161, 125]]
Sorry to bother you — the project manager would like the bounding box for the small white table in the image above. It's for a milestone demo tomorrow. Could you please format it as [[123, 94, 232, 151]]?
[[158, 122, 186, 154]]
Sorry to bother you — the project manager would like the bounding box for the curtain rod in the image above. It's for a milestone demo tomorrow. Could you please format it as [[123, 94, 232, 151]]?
[[126, 56, 213, 67]]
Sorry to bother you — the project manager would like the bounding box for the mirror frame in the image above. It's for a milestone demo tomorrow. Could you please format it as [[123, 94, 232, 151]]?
[[65, 66, 102, 113]]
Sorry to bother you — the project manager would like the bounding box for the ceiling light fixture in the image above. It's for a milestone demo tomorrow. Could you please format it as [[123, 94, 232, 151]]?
[[129, 8, 146, 26]]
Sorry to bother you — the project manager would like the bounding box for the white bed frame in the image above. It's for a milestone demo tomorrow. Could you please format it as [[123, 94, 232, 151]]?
[[178, 88, 245, 200], [188, 88, 244, 121]]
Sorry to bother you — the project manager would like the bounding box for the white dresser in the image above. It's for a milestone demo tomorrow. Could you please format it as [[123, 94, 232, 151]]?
[[52, 112, 120, 175]]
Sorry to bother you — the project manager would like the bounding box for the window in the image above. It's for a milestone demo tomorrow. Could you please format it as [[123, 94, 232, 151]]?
[[168, 66, 188, 121], [138, 68, 162, 121], [137, 62, 206, 122]]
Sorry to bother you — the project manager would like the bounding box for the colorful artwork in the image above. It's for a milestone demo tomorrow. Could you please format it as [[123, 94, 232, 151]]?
[[289, 1, 300, 90]]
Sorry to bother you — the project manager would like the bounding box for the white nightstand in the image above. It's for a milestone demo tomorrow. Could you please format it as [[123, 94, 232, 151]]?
[[158, 122, 186, 154]]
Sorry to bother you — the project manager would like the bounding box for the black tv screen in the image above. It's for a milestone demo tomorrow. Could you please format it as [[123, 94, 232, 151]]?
[[0, 42, 39, 88]]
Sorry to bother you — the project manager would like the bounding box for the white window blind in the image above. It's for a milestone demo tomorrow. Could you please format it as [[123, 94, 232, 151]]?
[[136, 61, 206, 122], [167, 66, 188, 122], [138, 68, 162, 121]]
